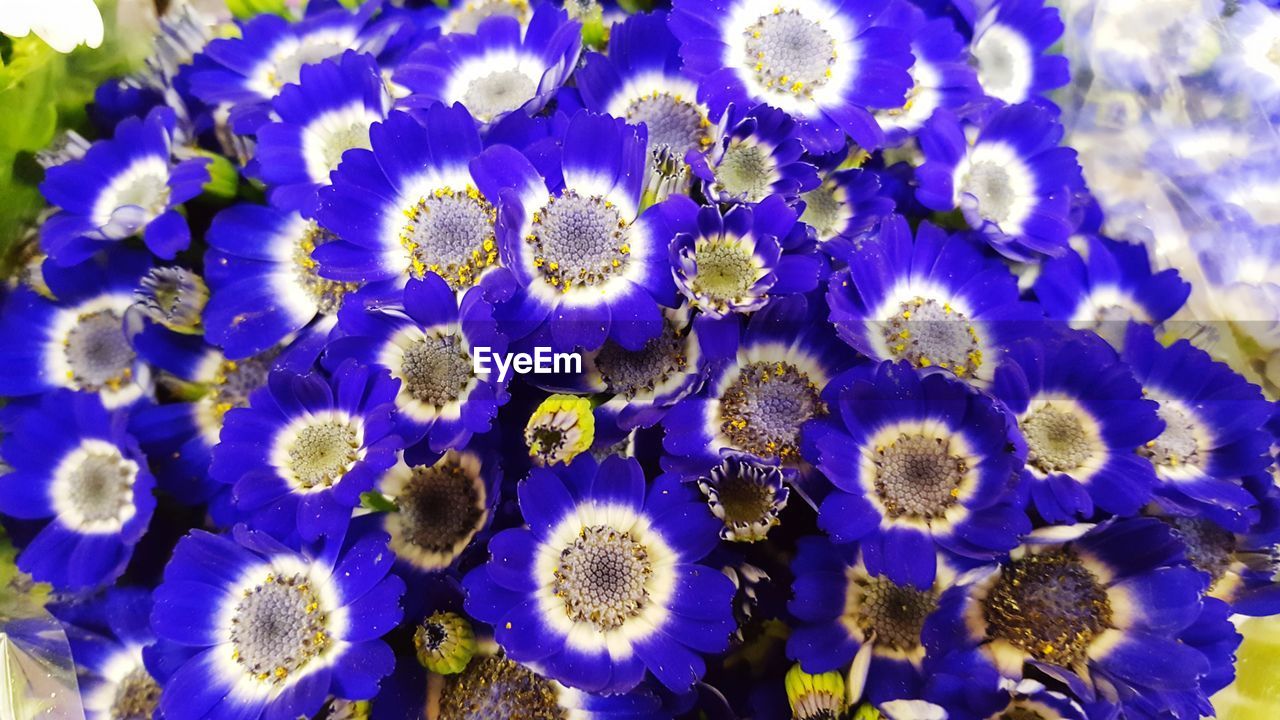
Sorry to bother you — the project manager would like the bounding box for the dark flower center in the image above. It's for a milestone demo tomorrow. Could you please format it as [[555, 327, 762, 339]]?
[[883, 297, 983, 378], [400, 186, 499, 290], [400, 332, 475, 409], [229, 572, 330, 684], [743, 9, 836, 98], [526, 190, 632, 291], [1000, 707, 1049, 720], [553, 525, 653, 631], [872, 433, 967, 519], [438, 655, 566, 720], [109, 667, 160, 720], [1021, 403, 1096, 474], [295, 224, 360, 314], [287, 419, 361, 490], [65, 310, 136, 392], [983, 549, 1113, 667], [593, 317, 688, 399], [848, 574, 938, 651], [1165, 516, 1235, 588], [720, 361, 825, 462], [397, 459, 485, 560], [624, 92, 710, 155], [63, 447, 136, 528]]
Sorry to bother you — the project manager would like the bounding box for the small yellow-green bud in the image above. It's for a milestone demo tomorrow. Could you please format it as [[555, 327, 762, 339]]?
[[414, 612, 477, 675]]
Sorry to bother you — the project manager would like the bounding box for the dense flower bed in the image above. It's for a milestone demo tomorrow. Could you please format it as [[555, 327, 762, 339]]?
[[2, 1, 1279, 719]]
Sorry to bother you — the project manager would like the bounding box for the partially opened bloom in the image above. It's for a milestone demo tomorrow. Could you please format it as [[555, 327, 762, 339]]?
[[0, 390, 156, 590], [809, 361, 1028, 588], [576, 12, 713, 159], [826, 215, 1042, 386], [697, 455, 790, 542], [799, 165, 893, 250], [315, 105, 507, 296], [39, 107, 209, 265], [925, 519, 1211, 712], [670, 0, 915, 153], [689, 104, 820, 204], [211, 361, 402, 540], [205, 202, 362, 359], [661, 194, 823, 319], [969, 0, 1069, 105], [464, 455, 736, 693], [1034, 235, 1191, 344], [326, 273, 510, 452], [150, 525, 404, 720], [663, 296, 854, 477], [395, 4, 581, 125], [252, 51, 392, 214], [917, 103, 1084, 260], [0, 249, 153, 409], [992, 329, 1162, 522], [576, 305, 704, 430], [474, 110, 677, 352], [788, 536, 956, 704], [49, 588, 161, 720], [1122, 324, 1274, 521]]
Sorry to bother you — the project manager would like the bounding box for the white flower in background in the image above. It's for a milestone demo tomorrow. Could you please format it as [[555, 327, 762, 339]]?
[[0, 0, 104, 53]]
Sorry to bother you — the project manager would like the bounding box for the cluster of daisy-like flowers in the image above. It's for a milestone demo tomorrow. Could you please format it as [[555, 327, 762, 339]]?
[[2, 0, 1279, 719]]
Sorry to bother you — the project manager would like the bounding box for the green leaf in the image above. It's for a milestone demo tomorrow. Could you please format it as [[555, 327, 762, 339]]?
[[360, 491, 399, 513]]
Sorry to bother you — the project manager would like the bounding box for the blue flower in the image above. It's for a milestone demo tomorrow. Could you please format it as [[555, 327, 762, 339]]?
[[251, 51, 392, 215], [697, 455, 790, 542], [663, 296, 854, 477], [0, 390, 156, 590], [688, 104, 821, 204], [1122, 324, 1275, 525], [188, 2, 393, 132], [128, 333, 278, 511], [1034, 235, 1191, 343], [150, 524, 404, 720], [373, 443, 500, 577], [576, 12, 713, 159], [826, 215, 1042, 386], [39, 107, 208, 265], [670, 0, 914, 153], [925, 519, 1213, 713], [463, 454, 736, 693], [873, 2, 981, 145], [49, 588, 162, 720], [809, 361, 1028, 588], [473, 110, 678, 352], [800, 164, 894, 252], [395, 3, 581, 126], [576, 305, 704, 431], [325, 273, 511, 452], [0, 249, 153, 409], [437, 0, 536, 34], [1218, 2, 1280, 111], [315, 105, 508, 296], [210, 360, 402, 541], [969, 0, 1069, 106], [788, 535, 959, 705], [917, 103, 1084, 260], [204, 202, 362, 360], [659, 194, 823, 319], [1160, 504, 1280, 617], [992, 329, 1162, 522]]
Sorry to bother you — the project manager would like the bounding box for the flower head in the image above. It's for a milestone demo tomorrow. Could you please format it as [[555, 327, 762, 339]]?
[[0, 390, 156, 590], [39, 107, 209, 264], [210, 360, 403, 540], [150, 525, 404, 720], [688, 104, 820, 204], [49, 588, 161, 720], [670, 0, 915, 153], [463, 455, 736, 693], [969, 0, 1069, 106], [810, 361, 1028, 587]]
